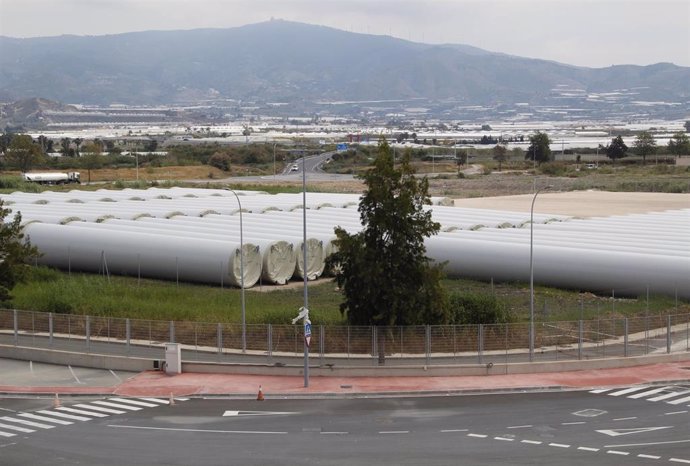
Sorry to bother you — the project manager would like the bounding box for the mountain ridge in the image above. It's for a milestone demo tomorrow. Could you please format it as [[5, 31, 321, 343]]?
[[0, 20, 688, 106]]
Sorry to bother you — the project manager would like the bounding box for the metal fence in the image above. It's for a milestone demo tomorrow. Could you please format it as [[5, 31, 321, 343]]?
[[1, 308, 689, 367]]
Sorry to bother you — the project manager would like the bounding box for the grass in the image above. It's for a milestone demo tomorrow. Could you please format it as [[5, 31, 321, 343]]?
[[8, 268, 689, 326]]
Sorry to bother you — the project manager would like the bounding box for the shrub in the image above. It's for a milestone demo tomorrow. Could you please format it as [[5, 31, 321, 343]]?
[[208, 152, 231, 171], [448, 291, 514, 325]]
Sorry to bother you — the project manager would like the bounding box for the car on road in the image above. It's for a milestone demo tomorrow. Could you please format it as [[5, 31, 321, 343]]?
[[290, 164, 299, 171]]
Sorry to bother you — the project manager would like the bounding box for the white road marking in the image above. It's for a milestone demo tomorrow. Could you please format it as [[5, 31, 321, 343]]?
[[577, 446, 599, 452], [604, 439, 690, 448], [0, 407, 17, 413], [139, 397, 172, 405], [607, 450, 629, 455], [108, 424, 287, 434], [589, 388, 612, 394], [91, 401, 141, 411], [17, 413, 72, 425], [320, 432, 348, 435], [561, 422, 586, 425], [597, 426, 672, 437], [494, 437, 514, 442], [379, 431, 409, 434], [68, 365, 84, 385], [108, 398, 158, 408], [0, 431, 15, 438], [648, 389, 690, 402], [638, 454, 661, 459], [35, 410, 90, 422], [468, 433, 487, 438], [667, 395, 690, 405], [0, 416, 54, 429], [665, 411, 688, 416], [56, 407, 108, 418], [670, 459, 690, 464], [0, 442, 17, 448], [109, 370, 122, 382], [74, 404, 125, 415], [521, 440, 542, 445], [223, 411, 296, 417], [628, 386, 674, 399], [0, 422, 35, 433], [507, 425, 532, 429], [612, 417, 637, 421], [441, 429, 468, 433], [608, 386, 651, 397], [549, 443, 570, 448]]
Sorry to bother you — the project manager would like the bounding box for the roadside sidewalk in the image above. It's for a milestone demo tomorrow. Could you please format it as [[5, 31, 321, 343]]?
[[1, 361, 688, 398]]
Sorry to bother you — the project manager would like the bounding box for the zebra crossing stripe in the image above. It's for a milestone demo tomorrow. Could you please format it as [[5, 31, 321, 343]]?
[[91, 401, 142, 411], [139, 397, 171, 405], [0, 422, 35, 433], [589, 389, 611, 394], [0, 430, 15, 438], [667, 394, 690, 405], [627, 386, 674, 399], [17, 413, 73, 425], [74, 404, 125, 415], [108, 398, 159, 408], [56, 407, 108, 418], [0, 416, 55, 429], [648, 389, 690, 402], [607, 386, 652, 397], [36, 410, 91, 422]]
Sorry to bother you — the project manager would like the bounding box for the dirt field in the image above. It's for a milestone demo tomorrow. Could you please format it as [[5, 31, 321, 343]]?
[[453, 191, 690, 218]]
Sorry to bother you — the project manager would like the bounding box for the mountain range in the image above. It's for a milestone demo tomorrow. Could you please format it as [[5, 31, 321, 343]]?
[[1, 20, 689, 107]]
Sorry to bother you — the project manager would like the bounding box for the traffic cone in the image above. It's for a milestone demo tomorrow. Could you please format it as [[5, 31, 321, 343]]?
[[53, 393, 61, 408], [257, 385, 264, 401], [169, 392, 176, 406]]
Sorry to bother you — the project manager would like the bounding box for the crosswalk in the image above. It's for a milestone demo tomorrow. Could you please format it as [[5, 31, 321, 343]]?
[[0, 396, 187, 440], [590, 385, 690, 405]]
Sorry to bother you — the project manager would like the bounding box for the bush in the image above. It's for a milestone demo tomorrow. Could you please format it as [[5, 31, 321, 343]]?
[[208, 152, 231, 171], [539, 161, 568, 176], [448, 291, 514, 325]]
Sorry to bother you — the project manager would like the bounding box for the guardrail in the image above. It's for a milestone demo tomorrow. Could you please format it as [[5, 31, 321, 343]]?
[[1, 309, 689, 367]]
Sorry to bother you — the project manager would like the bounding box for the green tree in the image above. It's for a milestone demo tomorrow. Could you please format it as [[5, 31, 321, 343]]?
[[73, 138, 84, 157], [633, 131, 656, 164], [80, 142, 104, 183], [606, 135, 628, 165], [60, 137, 73, 157], [492, 143, 508, 171], [668, 132, 690, 158], [6, 135, 44, 173], [0, 201, 40, 303], [329, 139, 447, 364], [525, 132, 552, 164]]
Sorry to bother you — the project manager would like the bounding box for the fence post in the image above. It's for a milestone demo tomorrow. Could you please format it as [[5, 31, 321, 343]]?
[[13, 310, 18, 346], [319, 325, 324, 366], [425, 325, 431, 366], [85, 315, 91, 352], [371, 326, 377, 365], [578, 320, 583, 360], [169, 321, 175, 343], [478, 324, 484, 365], [667, 315, 672, 354], [49, 312, 54, 347], [217, 323, 223, 356], [126, 318, 131, 353], [267, 324, 272, 364], [624, 318, 629, 357]]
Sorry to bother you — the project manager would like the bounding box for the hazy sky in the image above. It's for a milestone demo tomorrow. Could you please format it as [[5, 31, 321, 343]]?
[[1, 0, 688, 68]]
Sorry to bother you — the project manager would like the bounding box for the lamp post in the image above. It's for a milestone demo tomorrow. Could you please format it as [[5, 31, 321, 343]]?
[[529, 185, 552, 362], [301, 150, 309, 388], [273, 143, 277, 180], [226, 188, 246, 353]]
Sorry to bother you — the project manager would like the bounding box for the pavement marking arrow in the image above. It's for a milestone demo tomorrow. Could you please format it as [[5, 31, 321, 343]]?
[[596, 426, 672, 437], [223, 410, 297, 417]]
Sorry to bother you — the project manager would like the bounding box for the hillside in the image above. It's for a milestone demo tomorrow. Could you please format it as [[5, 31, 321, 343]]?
[[1, 20, 689, 106]]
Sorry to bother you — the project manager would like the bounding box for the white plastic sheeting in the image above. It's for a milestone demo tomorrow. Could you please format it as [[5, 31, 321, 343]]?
[[3, 187, 688, 297]]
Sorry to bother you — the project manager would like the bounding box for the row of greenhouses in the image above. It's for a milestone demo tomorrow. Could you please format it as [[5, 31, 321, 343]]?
[[2, 188, 688, 298]]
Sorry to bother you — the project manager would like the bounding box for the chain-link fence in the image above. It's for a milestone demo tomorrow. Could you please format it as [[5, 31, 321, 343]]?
[[1, 308, 688, 367]]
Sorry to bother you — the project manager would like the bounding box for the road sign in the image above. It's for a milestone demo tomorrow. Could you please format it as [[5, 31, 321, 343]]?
[[336, 143, 348, 151], [304, 319, 312, 348]]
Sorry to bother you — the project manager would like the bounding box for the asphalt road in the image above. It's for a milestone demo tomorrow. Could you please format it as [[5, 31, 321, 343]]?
[[2, 389, 689, 465]]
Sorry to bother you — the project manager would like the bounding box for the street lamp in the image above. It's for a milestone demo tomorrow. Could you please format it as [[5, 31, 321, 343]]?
[[529, 185, 553, 362], [301, 150, 309, 388], [273, 143, 277, 180], [225, 188, 246, 353]]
